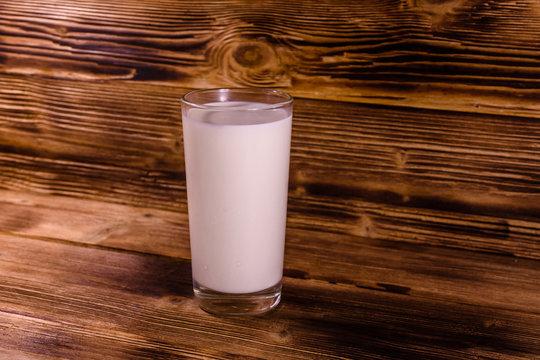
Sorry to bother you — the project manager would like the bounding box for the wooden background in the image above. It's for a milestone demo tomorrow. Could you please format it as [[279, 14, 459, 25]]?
[[0, 0, 539, 359]]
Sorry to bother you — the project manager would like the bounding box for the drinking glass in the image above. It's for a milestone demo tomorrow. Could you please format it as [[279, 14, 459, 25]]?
[[181, 88, 293, 315]]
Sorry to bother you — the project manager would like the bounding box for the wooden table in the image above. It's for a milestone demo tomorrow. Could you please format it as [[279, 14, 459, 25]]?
[[0, 1, 539, 359]]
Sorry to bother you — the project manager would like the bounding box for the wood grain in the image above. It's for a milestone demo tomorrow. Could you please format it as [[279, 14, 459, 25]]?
[[0, 196, 538, 359], [0, 1, 539, 358], [0, 0, 539, 116], [1, 75, 539, 259], [0, 191, 538, 317]]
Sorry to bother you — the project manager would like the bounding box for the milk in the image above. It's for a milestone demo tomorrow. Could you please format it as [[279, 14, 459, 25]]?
[[182, 102, 292, 294]]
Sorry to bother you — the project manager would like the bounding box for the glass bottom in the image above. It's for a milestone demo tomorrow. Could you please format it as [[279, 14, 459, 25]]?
[[193, 280, 282, 316]]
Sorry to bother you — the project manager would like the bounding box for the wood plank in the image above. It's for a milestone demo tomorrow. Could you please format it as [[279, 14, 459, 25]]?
[[1, 77, 539, 258], [0, 0, 539, 115], [0, 230, 538, 359], [0, 191, 538, 317], [0, 190, 189, 257], [0, 75, 184, 172], [0, 232, 359, 360]]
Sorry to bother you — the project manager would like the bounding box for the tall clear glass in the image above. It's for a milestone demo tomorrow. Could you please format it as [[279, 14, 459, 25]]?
[[181, 88, 293, 315]]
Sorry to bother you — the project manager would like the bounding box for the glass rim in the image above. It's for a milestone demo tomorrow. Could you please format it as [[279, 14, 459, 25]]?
[[181, 88, 293, 111]]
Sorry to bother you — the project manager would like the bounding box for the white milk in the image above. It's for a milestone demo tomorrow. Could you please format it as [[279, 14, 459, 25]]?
[[183, 102, 292, 294]]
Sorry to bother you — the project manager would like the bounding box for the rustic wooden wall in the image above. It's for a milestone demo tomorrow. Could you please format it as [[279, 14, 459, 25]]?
[[1, 0, 539, 262], [1, 0, 538, 114]]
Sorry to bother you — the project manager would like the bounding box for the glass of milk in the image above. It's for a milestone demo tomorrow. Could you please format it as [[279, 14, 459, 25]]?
[[181, 88, 293, 315]]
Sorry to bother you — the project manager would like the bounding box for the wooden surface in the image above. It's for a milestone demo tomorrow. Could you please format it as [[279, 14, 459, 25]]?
[[1, 0, 540, 359], [0, 191, 539, 359], [0, 0, 539, 116]]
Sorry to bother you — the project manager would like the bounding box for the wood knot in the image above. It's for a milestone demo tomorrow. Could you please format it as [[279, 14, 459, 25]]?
[[268, 320, 292, 344], [233, 43, 270, 68], [395, 148, 408, 169], [208, 35, 290, 87], [404, 0, 468, 28], [353, 214, 375, 238]]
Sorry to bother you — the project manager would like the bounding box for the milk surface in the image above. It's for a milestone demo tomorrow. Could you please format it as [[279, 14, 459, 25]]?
[[183, 101, 292, 294]]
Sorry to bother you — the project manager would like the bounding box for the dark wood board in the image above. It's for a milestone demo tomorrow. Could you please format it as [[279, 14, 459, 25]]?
[[0, 0, 539, 115], [0, 197, 538, 359], [1, 77, 539, 260]]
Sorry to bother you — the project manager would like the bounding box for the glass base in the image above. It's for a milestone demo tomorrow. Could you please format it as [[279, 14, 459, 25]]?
[[193, 281, 281, 316]]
